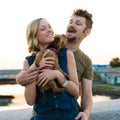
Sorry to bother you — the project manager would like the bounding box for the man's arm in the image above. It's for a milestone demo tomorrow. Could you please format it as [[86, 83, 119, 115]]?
[[75, 79, 93, 120], [81, 79, 93, 119], [16, 59, 39, 86], [16, 54, 55, 86]]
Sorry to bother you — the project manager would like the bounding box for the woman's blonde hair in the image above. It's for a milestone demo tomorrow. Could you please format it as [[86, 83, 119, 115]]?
[[26, 18, 67, 54], [26, 18, 44, 53]]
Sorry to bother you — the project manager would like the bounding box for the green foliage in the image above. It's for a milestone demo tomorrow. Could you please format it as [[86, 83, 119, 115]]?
[[95, 85, 113, 89], [109, 57, 120, 68], [93, 72, 103, 84], [93, 72, 102, 80]]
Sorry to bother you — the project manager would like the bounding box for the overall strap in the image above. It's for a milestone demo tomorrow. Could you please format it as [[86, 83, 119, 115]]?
[[25, 54, 36, 66], [58, 48, 68, 74]]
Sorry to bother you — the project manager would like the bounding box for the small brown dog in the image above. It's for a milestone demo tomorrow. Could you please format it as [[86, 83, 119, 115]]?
[[34, 34, 69, 93]]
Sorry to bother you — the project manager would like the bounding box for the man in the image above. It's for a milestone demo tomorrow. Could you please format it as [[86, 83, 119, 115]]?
[[66, 9, 93, 120], [16, 9, 93, 120]]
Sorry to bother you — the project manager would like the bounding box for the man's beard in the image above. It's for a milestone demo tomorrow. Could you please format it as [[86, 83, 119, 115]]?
[[67, 36, 78, 43]]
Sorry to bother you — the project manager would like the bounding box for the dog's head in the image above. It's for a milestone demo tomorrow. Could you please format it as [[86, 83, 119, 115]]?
[[50, 34, 67, 50]]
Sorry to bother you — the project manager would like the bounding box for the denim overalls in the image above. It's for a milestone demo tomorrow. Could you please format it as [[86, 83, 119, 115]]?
[[26, 48, 79, 120]]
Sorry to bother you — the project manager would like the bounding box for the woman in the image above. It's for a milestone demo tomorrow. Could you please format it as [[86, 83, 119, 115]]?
[[18, 18, 79, 120]]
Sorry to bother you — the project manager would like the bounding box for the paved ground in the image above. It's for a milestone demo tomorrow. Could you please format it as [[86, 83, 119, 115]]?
[[90, 99, 120, 120], [0, 107, 32, 120], [0, 99, 120, 120]]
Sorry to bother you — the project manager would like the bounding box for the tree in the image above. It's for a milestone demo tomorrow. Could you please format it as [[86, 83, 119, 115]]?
[[109, 57, 120, 67]]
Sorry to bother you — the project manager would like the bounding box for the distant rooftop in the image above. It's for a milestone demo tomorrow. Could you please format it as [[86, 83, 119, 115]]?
[[0, 69, 21, 75], [93, 64, 111, 69], [0, 69, 21, 79]]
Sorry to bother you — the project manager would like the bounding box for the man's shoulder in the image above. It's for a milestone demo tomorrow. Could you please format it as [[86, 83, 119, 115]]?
[[73, 49, 92, 62], [73, 49, 93, 81]]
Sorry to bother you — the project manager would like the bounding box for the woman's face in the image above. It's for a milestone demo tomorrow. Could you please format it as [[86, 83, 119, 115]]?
[[37, 19, 54, 49]]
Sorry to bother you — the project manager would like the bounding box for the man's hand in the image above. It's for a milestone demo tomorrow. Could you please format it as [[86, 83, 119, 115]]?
[[16, 68, 39, 86], [75, 112, 89, 120]]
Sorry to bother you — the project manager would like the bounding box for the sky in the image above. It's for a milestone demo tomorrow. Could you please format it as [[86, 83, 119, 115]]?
[[0, 0, 120, 69]]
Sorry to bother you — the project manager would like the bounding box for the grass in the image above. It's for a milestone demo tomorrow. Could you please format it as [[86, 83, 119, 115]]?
[[95, 85, 114, 89], [93, 83, 120, 90]]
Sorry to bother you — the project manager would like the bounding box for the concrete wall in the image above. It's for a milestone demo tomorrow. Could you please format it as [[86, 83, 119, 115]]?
[[0, 99, 120, 120]]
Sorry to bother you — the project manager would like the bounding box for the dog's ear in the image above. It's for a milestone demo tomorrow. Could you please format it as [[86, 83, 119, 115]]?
[[34, 52, 42, 67], [54, 34, 67, 49]]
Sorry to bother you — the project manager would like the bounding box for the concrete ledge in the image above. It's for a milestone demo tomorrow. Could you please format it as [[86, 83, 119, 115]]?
[[0, 108, 32, 120], [90, 99, 120, 120], [0, 99, 120, 120]]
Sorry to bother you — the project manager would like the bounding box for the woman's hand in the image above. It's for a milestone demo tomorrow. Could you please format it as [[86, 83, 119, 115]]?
[[36, 69, 57, 87], [39, 55, 55, 69]]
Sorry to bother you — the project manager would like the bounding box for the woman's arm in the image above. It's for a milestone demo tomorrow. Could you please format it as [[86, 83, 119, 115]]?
[[21, 59, 37, 105], [24, 80, 36, 105], [56, 50, 79, 98]]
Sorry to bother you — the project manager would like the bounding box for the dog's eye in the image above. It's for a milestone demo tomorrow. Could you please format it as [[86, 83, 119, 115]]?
[[54, 37, 60, 40]]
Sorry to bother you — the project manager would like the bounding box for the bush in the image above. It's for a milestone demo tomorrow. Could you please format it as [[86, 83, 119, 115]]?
[[110, 57, 120, 68]]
